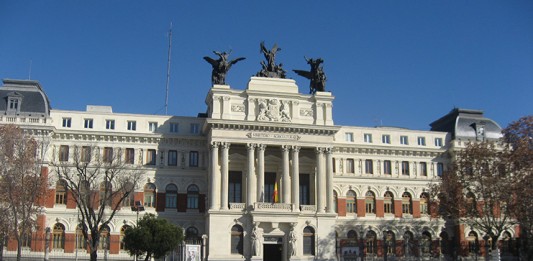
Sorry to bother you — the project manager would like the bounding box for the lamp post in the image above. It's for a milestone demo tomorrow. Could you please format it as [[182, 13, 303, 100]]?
[[131, 201, 144, 261]]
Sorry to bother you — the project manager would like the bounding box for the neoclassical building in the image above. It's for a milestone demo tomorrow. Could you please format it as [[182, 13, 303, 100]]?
[[0, 77, 516, 261]]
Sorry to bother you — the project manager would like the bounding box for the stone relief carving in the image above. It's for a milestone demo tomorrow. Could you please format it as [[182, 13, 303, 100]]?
[[300, 108, 313, 117], [256, 98, 291, 122], [231, 104, 245, 112]]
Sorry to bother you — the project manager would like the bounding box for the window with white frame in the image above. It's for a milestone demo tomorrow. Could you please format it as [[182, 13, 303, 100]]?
[[84, 119, 93, 129], [346, 159, 354, 173], [127, 120, 136, 131], [420, 162, 428, 176], [143, 183, 156, 208], [400, 135, 408, 145], [437, 163, 444, 177], [168, 150, 177, 166], [345, 132, 354, 142], [383, 160, 392, 175], [62, 118, 71, 128], [382, 134, 391, 144], [146, 149, 156, 165], [189, 151, 199, 167], [402, 161, 410, 175], [170, 122, 179, 133], [346, 190, 356, 213], [149, 122, 158, 132], [417, 136, 426, 146], [165, 184, 177, 208], [384, 191, 394, 214], [364, 133, 372, 143], [435, 137, 443, 147], [8, 98, 20, 112], [105, 119, 115, 130], [365, 159, 373, 174], [190, 123, 200, 134]]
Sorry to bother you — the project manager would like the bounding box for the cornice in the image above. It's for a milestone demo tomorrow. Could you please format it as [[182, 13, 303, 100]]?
[[333, 146, 445, 158], [206, 119, 340, 136]]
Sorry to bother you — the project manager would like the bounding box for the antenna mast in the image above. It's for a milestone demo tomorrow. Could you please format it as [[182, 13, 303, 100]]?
[[165, 22, 173, 115]]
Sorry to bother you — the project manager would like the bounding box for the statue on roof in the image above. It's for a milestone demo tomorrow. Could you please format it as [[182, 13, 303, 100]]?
[[293, 57, 327, 94], [256, 41, 286, 78], [203, 51, 246, 85]]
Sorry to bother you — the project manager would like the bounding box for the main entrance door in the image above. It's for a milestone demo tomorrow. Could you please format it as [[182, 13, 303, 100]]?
[[263, 244, 282, 261]]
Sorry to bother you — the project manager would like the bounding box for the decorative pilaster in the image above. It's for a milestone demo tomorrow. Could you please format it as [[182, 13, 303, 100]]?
[[325, 148, 334, 213], [281, 145, 291, 204], [220, 142, 230, 210], [291, 146, 300, 211], [247, 144, 256, 208], [209, 142, 220, 210], [256, 144, 266, 202], [316, 147, 325, 213]]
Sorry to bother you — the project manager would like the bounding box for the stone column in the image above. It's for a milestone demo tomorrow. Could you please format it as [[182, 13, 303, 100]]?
[[220, 142, 230, 210], [209, 142, 220, 210], [326, 148, 334, 213], [256, 144, 266, 202], [291, 146, 300, 211], [246, 144, 256, 208], [316, 147, 325, 213], [281, 145, 291, 204]]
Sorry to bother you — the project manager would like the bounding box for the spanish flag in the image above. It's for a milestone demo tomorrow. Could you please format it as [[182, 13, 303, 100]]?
[[272, 182, 279, 203]]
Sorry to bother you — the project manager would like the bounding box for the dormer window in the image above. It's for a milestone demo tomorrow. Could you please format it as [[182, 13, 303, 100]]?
[[6, 93, 22, 114]]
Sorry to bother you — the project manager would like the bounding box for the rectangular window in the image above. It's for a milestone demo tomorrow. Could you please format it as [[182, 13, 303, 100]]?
[[168, 150, 177, 166], [62, 118, 71, 128], [435, 138, 443, 147], [417, 136, 426, 146], [81, 146, 91, 162], [59, 145, 69, 162], [264, 172, 276, 203], [190, 123, 200, 134], [402, 161, 410, 175], [420, 162, 428, 176], [170, 123, 179, 133], [105, 120, 115, 130], [437, 163, 444, 177], [84, 119, 93, 129], [189, 151, 199, 167], [400, 135, 409, 145], [364, 133, 372, 143], [383, 160, 392, 175], [299, 174, 310, 205], [125, 148, 135, 164], [8, 98, 19, 110], [365, 159, 373, 174], [149, 122, 158, 132], [127, 121, 136, 131], [103, 147, 113, 163], [146, 149, 156, 165], [345, 132, 354, 142], [229, 171, 242, 203], [346, 159, 355, 173], [382, 135, 391, 144]]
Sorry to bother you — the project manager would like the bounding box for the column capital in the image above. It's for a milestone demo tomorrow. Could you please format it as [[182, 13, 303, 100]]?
[[281, 145, 290, 152], [210, 141, 220, 149], [247, 143, 256, 150], [221, 142, 231, 150], [325, 147, 333, 154], [291, 146, 301, 153], [315, 147, 325, 154], [257, 144, 267, 151]]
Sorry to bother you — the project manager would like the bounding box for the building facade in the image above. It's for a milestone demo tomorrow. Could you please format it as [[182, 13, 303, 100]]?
[[0, 78, 517, 260]]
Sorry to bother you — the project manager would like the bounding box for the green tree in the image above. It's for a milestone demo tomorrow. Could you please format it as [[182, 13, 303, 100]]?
[[123, 213, 184, 261]]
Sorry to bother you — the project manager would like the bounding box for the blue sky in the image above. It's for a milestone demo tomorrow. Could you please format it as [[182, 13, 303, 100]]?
[[1, 1, 531, 130]]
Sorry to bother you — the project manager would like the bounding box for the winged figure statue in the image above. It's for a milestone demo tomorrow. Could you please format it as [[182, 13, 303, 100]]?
[[293, 57, 326, 94], [203, 51, 246, 85]]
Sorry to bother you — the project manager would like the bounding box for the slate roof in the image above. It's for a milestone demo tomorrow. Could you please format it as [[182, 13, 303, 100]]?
[[0, 79, 51, 116]]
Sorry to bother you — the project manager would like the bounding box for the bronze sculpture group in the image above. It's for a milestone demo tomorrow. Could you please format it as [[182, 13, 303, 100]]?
[[203, 42, 327, 94]]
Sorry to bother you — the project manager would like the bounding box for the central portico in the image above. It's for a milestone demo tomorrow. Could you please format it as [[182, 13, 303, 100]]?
[[205, 77, 338, 260]]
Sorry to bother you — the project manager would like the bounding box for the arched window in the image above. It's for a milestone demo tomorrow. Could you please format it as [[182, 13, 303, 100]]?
[[230, 225, 243, 255], [365, 231, 377, 255], [120, 225, 131, 250], [439, 231, 449, 256], [420, 193, 429, 215], [384, 192, 394, 214], [52, 223, 65, 249], [347, 230, 358, 242], [144, 183, 156, 207], [402, 192, 412, 214], [403, 231, 414, 256], [501, 231, 512, 254], [365, 191, 375, 214], [99, 225, 110, 250], [55, 180, 67, 205], [76, 224, 86, 249], [384, 231, 395, 255], [187, 184, 199, 209], [421, 231, 432, 256], [303, 226, 315, 256], [185, 227, 199, 242], [99, 181, 112, 207], [21, 230, 31, 249], [466, 192, 477, 214], [122, 182, 134, 207], [165, 184, 177, 208], [346, 190, 356, 214], [467, 231, 479, 255]]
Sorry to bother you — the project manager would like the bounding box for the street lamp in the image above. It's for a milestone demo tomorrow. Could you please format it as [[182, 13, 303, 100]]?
[[131, 201, 144, 261]]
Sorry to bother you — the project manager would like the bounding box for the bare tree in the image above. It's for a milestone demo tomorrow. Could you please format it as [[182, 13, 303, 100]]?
[[52, 145, 144, 261], [431, 140, 517, 255], [0, 125, 48, 261], [503, 115, 533, 259]]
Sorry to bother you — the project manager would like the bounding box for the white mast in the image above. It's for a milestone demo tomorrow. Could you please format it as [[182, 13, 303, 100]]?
[[165, 22, 173, 115]]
